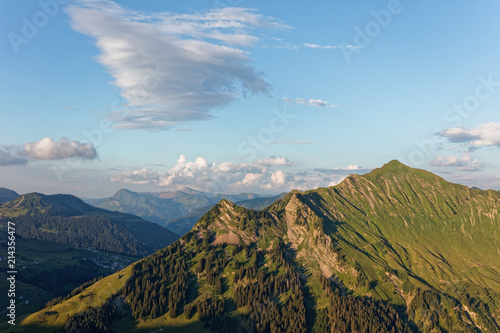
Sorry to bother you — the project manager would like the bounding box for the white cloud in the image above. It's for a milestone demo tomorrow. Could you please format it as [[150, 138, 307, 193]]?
[[270, 170, 286, 185], [110, 167, 160, 185], [67, 1, 288, 130], [304, 43, 360, 50], [269, 141, 314, 145], [240, 173, 263, 186], [213, 161, 263, 174], [110, 154, 293, 190], [23, 137, 97, 160], [341, 164, 362, 170], [256, 156, 292, 166], [0, 137, 97, 167], [283, 97, 338, 109], [432, 154, 483, 171], [270, 37, 298, 50], [315, 165, 370, 174], [158, 155, 213, 187], [439, 122, 500, 147]]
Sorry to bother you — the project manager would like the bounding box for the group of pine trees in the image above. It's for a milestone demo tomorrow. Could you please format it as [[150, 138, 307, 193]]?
[[60, 302, 121, 333], [58, 228, 420, 332], [125, 242, 191, 319], [314, 275, 412, 333], [232, 244, 307, 333]]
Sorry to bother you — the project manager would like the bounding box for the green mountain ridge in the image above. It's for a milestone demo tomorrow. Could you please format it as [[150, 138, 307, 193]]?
[[13, 161, 500, 333], [0, 193, 179, 257]]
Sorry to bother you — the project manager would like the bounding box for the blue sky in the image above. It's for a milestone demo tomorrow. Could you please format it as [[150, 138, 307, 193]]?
[[1, 0, 500, 197]]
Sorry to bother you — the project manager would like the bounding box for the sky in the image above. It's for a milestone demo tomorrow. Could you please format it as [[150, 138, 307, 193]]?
[[1, 0, 500, 198]]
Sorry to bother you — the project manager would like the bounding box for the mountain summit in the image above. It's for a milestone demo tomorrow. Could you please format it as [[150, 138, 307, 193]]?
[[19, 162, 500, 333]]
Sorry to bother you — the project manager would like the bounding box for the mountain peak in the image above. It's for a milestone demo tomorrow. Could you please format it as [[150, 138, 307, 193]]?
[[380, 159, 412, 171], [3, 192, 95, 217], [363, 159, 438, 181], [180, 187, 207, 195], [113, 188, 138, 198], [192, 199, 263, 245]]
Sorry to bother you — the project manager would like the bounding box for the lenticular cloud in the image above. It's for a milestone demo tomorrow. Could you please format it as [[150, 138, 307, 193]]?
[[67, 1, 287, 130]]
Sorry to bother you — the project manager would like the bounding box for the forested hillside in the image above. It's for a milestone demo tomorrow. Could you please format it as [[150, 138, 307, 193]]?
[[0, 193, 179, 257]]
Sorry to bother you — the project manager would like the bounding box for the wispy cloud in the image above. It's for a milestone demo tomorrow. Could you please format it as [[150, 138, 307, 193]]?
[[304, 43, 360, 50], [270, 37, 298, 50], [0, 137, 97, 166], [431, 154, 483, 171], [438, 122, 500, 148], [315, 165, 372, 174], [283, 97, 339, 109], [269, 141, 314, 145], [67, 1, 288, 130]]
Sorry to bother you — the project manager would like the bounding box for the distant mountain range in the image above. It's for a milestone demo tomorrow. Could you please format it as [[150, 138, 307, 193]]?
[[0, 187, 19, 203], [0, 192, 179, 257], [18, 160, 500, 332], [87, 187, 285, 235]]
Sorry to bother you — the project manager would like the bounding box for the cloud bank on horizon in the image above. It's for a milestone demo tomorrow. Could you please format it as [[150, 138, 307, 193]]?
[[110, 154, 368, 194]]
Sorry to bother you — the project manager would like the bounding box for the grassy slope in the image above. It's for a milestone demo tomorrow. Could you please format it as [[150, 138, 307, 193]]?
[[11, 265, 134, 333], [298, 160, 500, 296], [13, 259, 210, 333], [13, 161, 500, 332], [262, 160, 500, 331]]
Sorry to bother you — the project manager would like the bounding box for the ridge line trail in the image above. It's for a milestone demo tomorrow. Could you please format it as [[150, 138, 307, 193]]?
[[12, 196, 24, 208]]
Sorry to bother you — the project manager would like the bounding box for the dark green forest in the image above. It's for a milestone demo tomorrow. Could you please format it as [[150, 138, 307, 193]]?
[[4, 214, 148, 256], [60, 237, 414, 333]]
